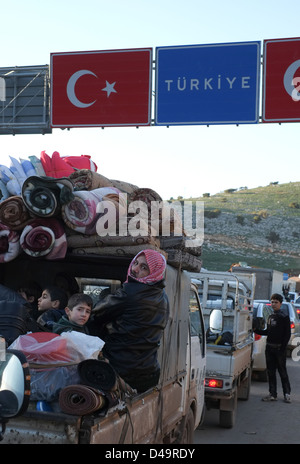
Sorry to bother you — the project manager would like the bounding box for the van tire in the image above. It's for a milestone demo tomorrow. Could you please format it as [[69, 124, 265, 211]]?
[[219, 392, 237, 428], [177, 408, 195, 444]]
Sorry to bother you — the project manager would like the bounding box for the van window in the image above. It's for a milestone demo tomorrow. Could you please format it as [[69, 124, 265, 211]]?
[[78, 278, 121, 306], [189, 290, 205, 357]]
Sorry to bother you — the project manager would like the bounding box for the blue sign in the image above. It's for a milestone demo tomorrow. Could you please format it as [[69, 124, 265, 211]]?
[[155, 42, 261, 125]]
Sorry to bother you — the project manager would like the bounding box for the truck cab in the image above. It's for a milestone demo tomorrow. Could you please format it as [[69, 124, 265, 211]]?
[[0, 252, 206, 444], [190, 270, 254, 428]]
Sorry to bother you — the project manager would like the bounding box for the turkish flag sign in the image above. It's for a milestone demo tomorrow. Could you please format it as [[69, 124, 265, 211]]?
[[50, 49, 152, 127], [262, 38, 300, 122]]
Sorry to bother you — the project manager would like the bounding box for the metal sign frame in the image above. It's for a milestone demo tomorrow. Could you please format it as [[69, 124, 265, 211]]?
[[0, 65, 51, 135]]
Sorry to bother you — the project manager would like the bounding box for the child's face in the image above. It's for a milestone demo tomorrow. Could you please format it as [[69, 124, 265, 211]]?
[[38, 290, 55, 312], [66, 303, 91, 326]]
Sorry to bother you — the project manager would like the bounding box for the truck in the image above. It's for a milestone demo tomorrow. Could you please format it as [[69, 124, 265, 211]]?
[[0, 249, 206, 444], [190, 270, 255, 428], [231, 265, 283, 301]]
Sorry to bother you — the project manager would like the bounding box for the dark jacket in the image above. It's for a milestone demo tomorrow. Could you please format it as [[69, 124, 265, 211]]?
[[52, 315, 89, 335], [0, 284, 41, 344], [255, 310, 291, 350], [89, 278, 169, 388], [37, 308, 66, 331]]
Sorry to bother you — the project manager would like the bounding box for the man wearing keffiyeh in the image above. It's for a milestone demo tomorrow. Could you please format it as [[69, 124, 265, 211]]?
[[89, 249, 169, 392]]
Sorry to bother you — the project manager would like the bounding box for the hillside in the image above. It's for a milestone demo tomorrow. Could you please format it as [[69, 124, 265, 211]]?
[[185, 182, 300, 274]]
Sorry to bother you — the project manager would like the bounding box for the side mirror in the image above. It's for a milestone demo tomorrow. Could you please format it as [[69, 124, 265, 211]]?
[[209, 309, 223, 334], [0, 349, 30, 440]]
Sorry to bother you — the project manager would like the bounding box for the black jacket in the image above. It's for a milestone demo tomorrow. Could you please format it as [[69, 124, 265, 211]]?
[[0, 284, 41, 344], [89, 279, 169, 381], [255, 310, 291, 350]]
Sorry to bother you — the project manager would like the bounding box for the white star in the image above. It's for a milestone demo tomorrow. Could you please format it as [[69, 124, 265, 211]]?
[[102, 81, 117, 97]]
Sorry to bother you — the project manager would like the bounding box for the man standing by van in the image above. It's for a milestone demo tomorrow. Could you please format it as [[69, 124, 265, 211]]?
[[254, 293, 291, 403]]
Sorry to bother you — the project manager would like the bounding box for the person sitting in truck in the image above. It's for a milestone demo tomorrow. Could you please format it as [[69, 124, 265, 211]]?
[[52, 293, 93, 335], [89, 249, 169, 393], [18, 280, 42, 321], [37, 285, 68, 331]]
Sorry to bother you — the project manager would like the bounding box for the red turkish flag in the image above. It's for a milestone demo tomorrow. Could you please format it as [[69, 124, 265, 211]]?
[[50, 49, 152, 127], [262, 38, 300, 122]]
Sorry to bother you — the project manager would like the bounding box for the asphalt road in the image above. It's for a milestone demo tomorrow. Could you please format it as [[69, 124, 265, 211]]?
[[194, 357, 300, 444]]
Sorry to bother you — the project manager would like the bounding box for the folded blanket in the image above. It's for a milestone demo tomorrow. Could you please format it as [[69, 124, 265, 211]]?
[[0, 196, 31, 230], [40, 151, 75, 178], [66, 228, 160, 248], [0, 180, 9, 202], [29, 156, 46, 177], [128, 188, 184, 237], [9, 156, 27, 189], [20, 217, 67, 260], [20, 158, 37, 178], [69, 169, 114, 190], [70, 243, 166, 259], [59, 384, 107, 415], [61, 187, 126, 235], [0, 223, 21, 262], [109, 179, 139, 194], [68, 169, 138, 194], [78, 359, 118, 391], [41, 152, 98, 178], [0, 164, 21, 196], [22, 176, 74, 217]]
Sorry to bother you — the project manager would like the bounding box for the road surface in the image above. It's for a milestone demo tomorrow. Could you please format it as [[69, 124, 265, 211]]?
[[194, 357, 300, 444]]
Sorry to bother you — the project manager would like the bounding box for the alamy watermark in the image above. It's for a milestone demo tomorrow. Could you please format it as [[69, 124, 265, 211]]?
[[291, 337, 300, 361], [94, 194, 204, 247]]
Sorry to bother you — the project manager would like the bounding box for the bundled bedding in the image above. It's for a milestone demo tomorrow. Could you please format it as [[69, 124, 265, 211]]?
[[61, 187, 126, 235], [22, 176, 74, 217], [0, 150, 201, 270], [69, 169, 138, 194], [0, 223, 21, 262], [0, 196, 31, 230], [20, 217, 67, 260]]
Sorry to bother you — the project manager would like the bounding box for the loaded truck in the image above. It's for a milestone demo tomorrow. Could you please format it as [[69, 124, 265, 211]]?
[[231, 266, 283, 301], [190, 270, 255, 428], [0, 248, 206, 444]]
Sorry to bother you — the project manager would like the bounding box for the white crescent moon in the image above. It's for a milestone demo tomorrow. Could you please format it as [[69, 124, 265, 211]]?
[[67, 70, 97, 108], [283, 60, 300, 98]]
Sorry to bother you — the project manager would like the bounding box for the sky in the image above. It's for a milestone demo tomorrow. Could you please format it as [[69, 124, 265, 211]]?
[[0, 0, 300, 200]]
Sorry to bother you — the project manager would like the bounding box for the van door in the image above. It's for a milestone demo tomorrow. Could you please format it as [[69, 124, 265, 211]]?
[[189, 287, 206, 425]]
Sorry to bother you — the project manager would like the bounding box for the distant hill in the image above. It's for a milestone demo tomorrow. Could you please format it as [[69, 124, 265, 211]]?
[[183, 182, 300, 275]]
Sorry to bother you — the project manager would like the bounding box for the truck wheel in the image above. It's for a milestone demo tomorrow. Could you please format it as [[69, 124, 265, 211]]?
[[238, 368, 251, 401], [219, 393, 237, 428], [177, 409, 195, 444]]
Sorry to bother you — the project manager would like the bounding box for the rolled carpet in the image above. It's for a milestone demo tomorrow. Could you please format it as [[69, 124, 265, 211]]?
[[59, 384, 107, 415]]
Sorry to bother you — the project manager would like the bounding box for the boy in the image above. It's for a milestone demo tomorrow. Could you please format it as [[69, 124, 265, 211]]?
[[37, 285, 68, 331], [52, 293, 93, 334], [254, 293, 291, 403], [18, 281, 42, 320]]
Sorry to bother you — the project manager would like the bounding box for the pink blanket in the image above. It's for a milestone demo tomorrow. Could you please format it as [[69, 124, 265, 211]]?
[[20, 218, 67, 260], [61, 187, 126, 235], [0, 223, 21, 262]]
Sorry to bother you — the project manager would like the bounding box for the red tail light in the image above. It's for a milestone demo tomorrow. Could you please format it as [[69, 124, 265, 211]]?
[[291, 322, 295, 329], [255, 334, 262, 341], [205, 378, 223, 388]]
